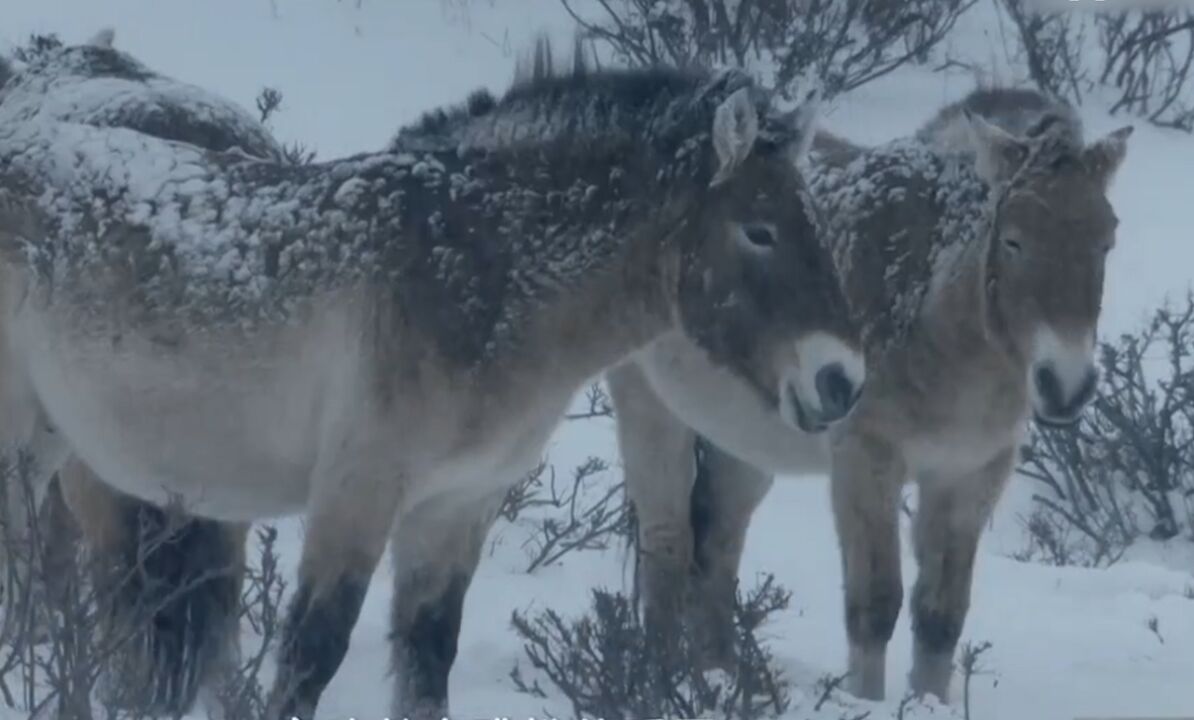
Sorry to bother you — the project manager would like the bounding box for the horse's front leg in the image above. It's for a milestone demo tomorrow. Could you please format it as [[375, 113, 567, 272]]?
[[389, 489, 504, 720], [607, 361, 696, 660], [264, 464, 404, 720], [689, 439, 773, 670], [831, 430, 905, 701], [909, 447, 1013, 702]]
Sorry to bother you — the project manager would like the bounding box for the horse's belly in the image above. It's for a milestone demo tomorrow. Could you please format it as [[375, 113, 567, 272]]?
[[21, 330, 330, 522]]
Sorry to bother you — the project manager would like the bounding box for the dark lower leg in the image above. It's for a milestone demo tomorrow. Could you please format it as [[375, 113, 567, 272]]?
[[389, 492, 499, 720], [689, 438, 773, 669], [266, 571, 370, 720], [909, 451, 1011, 702], [391, 573, 469, 716]]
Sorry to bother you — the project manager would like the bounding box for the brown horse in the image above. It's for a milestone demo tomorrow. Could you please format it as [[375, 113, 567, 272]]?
[[611, 88, 1131, 702], [0, 38, 862, 720]]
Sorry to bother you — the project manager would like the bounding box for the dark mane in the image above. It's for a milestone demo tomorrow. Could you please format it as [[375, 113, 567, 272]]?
[[390, 37, 758, 157], [502, 36, 707, 110], [0, 57, 12, 90]]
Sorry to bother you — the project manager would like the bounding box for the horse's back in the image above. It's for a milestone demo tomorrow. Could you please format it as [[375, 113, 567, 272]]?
[[0, 43, 281, 160]]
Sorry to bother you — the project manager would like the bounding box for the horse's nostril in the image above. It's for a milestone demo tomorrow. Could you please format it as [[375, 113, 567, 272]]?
[[1034, 364, 1063, 409], [815, 362, 856, 421]]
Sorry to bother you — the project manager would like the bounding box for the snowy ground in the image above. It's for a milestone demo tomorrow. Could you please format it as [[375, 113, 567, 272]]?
[[4, 1, 1194, 719]]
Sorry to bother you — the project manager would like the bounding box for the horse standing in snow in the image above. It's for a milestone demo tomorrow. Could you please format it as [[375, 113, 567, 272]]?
[[610, 88, 1131, 702], [0, 38, 862, 720]]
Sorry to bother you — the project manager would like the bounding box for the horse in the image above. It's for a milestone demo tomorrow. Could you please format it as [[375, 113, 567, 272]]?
[[0, 38, 863, 720], [608, 87, 1131, 703]]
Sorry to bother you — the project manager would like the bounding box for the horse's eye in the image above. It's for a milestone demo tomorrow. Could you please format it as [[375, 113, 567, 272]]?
[[741, 223, 776, 249], [1003, 237, 1022, 254]]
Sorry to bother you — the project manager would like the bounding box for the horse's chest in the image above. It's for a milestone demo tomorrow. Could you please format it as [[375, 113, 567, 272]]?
[[873, 359, 1028, 476]]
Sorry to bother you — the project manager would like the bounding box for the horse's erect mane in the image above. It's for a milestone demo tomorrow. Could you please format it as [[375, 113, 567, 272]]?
[[504, 36, 708, 107], [393, 37, 752, 154]]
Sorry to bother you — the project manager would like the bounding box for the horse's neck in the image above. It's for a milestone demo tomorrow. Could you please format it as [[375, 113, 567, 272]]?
[[499, 233, 678, 396], [918, 232, 1019, 376], [399, 137, 695, 388]]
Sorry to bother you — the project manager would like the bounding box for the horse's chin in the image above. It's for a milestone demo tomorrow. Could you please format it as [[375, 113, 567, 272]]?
[[1032, 410, 1082, 429], [780, 384, 830, 434]]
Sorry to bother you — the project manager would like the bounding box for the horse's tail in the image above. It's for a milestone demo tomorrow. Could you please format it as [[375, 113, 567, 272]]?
[[58, 462, 248, 715]]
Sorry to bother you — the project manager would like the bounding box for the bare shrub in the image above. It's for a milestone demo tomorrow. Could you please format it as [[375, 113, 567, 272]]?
[[510, 574, 790, 720], [0, 458, 286, 718], [506, 455, 634, 574], [253, 86, 318, 165], [996, 0, 1089, 101], [998, 2, 1194, 131], [558, 0, 975, 98], [1019, 294, 1194, 567], [495, 382, 632, 572], [212, 526, 288, 719], [957, 640, 994, 720], [1096, 9, 1194, 131]]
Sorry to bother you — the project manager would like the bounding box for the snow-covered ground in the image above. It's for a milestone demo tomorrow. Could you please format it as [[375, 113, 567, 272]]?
[[4, 1, 1194, 719]]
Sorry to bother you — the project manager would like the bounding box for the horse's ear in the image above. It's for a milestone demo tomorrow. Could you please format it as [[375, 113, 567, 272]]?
[[783, 87, 820, 163], [710, 87, 759, 188], [964, 109, 1029, 185], [1082, 125, 1133, 190], [87, 28, 116, 48]]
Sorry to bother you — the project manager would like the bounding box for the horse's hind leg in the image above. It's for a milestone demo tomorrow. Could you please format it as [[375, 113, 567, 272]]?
[[58, 459, 248, 716], [909, 448, 1013, 703], [607, 361, 696, 659], [265, 462, 404, 720], [389, 489, 504, 720], [831, 431, 905, 701], [689, 438, 773, 670]]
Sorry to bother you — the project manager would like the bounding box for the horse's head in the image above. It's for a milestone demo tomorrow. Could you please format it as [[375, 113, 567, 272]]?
[[677, 84, 864, 434], [966, 110, 1131, 427]]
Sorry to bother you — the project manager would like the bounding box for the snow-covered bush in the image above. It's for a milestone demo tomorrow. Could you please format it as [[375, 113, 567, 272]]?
[[1020, 294, 1194, 566], [557, 0, 974, 98], [510, 574, 791, 720]]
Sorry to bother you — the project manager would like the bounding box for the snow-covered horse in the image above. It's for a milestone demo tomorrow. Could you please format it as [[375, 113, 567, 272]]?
[[0, 37, 863, 720], [611, 88, 1131, 703]]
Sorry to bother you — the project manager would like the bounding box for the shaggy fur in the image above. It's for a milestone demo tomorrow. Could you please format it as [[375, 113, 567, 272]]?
[[0, 37, 861, 720]]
